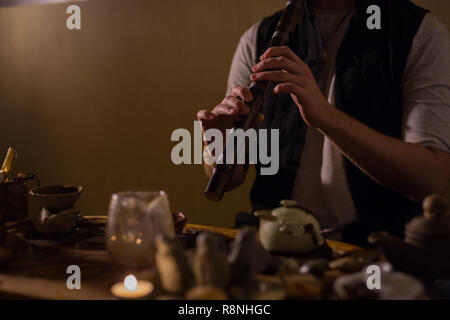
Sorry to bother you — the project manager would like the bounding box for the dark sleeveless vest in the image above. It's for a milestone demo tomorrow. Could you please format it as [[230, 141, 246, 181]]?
[[251, 0, 428, 244]]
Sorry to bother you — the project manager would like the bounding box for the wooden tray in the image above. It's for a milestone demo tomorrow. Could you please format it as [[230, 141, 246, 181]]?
[[0, 216, 359, 300]]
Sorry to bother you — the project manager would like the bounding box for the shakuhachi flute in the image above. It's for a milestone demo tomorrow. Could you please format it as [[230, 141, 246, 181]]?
[[205, 0, 303, 201]]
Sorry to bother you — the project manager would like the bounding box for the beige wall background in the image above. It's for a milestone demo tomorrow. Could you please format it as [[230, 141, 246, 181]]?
[[0, 0, 449, 227]]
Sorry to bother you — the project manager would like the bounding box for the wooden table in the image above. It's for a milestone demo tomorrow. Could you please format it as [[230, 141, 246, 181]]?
[[0, 218, 359, 300]]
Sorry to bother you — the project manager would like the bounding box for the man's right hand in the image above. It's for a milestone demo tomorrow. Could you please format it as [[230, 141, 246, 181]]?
[[197, 86, 264, 142], [197, 86, 264, 188]]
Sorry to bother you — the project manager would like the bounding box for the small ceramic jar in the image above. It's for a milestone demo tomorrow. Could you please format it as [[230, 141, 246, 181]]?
[[255, 200, 323, 254]]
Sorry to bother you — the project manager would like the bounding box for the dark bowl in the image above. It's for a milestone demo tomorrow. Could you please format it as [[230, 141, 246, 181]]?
[[30, 185, 83, 212], [172, 212, 187, 234]]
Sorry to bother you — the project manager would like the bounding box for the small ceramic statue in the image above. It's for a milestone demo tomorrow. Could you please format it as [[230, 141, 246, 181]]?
[[193, 232, 229, 288], [368, 190, 450, 280], [228, 227, 269, 284], [155, 234, 192, 294]]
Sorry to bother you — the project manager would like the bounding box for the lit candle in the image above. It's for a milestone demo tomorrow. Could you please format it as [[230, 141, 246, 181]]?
[[111, 274, 154, 299]]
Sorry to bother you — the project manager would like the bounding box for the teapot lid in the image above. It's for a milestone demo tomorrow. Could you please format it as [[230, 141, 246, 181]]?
[[271, 200, 321, 230], [272, 200, 309, 219], [405, 194, 450, 248], [280, 200, 298, 208]]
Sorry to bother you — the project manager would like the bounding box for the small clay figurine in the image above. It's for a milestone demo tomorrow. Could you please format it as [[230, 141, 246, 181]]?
[[368, 191, 450, 280], [155, 234, 192, 294], [228, 227, 269, 284], [193, 232, 229, 288]]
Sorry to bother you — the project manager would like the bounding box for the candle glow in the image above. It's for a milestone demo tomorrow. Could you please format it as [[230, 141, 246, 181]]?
[[111, 275, 154, 299], [124, 275, 138, 291]]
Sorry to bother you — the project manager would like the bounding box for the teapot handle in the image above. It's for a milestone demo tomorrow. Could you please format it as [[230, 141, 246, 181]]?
[[304, 223, 324, 246]]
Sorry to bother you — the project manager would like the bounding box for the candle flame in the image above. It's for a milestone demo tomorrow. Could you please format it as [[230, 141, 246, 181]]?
[[124, 274, 138, 291]]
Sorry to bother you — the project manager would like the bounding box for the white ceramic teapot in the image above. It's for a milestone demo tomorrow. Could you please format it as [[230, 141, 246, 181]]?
[[255, 200, 323, 254]]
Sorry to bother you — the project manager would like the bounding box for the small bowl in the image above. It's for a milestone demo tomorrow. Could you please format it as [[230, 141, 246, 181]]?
[[30, 185, 83, 212]]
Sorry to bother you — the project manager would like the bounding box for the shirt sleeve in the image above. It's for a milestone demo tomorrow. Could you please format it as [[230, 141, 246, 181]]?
[[226, 21, 260, 95], [402, 13, 450, 153]]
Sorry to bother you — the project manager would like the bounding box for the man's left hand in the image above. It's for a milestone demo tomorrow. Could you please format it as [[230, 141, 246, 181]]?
[[251, 46, 334, 129]]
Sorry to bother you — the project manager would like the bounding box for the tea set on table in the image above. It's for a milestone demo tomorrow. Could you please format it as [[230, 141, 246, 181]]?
[[1, 149, 449, 300]]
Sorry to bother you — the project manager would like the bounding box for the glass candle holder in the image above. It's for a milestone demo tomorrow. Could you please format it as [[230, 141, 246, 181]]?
[[106, 191, 175, 268]]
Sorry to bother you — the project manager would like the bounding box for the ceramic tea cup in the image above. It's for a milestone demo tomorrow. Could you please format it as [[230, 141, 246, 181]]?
[[30, 185, 83, 212]]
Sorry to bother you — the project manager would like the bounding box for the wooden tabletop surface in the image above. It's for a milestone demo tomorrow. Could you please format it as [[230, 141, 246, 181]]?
[[0, 218, 359, 300]]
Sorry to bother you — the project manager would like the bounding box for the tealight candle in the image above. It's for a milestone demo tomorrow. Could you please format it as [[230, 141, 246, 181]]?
[[111, 274, 154, 299]]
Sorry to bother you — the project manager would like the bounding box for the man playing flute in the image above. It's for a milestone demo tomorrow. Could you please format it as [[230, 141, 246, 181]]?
[[197, 0, 450, 244]]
